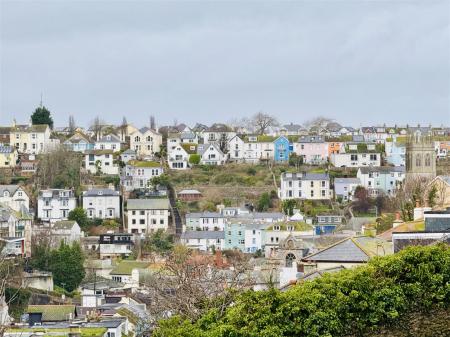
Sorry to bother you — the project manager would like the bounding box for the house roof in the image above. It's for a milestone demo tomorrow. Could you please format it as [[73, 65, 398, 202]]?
[[110, 261, 151, 275], [97, 134, 121, 143], [83, 188, 119, 197], [302, 237, 371, 263], [377, 220, 425, 241], [358, 166, 405, 174], [335, 178, 361, 184], [281, 172, 329, 181], [127, 198, 170, 210], [180, 143, 198, 154], [0, 185, 23, 196], [12, 124, 49, 133], [127, 160, 161, 168], [0, 146, 15, 154], [186, 211, 223, 218], [181, 231, 225, 240], [206, 123, 233, 132], [121, 149, 136, 155], [301, 265, 346, 281], [53, 220, 78, 230], [27, 305, 76, 321], [197, 143, 224, 156], [282, 123, 303, 132], [85, 149, 115, 155], [178, 189, 202, 195], [297, 135, 325, 143]]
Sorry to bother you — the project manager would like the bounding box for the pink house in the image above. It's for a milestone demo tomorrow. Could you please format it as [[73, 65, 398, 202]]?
[[293, 136, 329, 165]]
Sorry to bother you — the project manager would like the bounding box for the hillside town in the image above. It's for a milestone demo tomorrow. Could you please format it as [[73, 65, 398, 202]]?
[[0, 108, 449, 336]]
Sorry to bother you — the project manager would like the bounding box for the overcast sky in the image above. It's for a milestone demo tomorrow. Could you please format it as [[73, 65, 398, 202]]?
[[1, 0, 449, 128]]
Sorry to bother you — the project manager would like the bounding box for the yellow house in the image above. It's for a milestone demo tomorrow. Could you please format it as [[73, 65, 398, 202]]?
[[426, 176, 450, 208], [0, 145, 18, 168]]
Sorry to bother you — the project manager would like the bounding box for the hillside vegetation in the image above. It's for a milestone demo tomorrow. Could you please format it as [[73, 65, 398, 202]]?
[[154, 244, 450, 337]]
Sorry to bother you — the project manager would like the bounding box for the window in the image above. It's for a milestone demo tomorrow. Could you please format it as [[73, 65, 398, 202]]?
[[140, 219, 145, 224], [350, 154, 358, 161], [285, 253, 296, 267], [140, 210, 145, 215], [425, 154, 431, 167], [310, 181, 314, 187], [415, 154, 422, 167], [321, 190, 326, 197], [321, 181, 325, 187], [134, 136, 141, 142], [160, 219, 164, 224], [132, 219, 136, 224], [310, 190, 314, 197], [273, 225, 280, 231], [370, 154, 377, 161]]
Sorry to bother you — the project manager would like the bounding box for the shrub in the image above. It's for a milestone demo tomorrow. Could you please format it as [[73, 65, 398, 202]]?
[[189, 154, 201, 165], [154, 244, 450, 337]]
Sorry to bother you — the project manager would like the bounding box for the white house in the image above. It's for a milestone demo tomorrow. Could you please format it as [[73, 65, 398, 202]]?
[[167, 144, 190, 170], [228, 135, 275, 163], [0, 203, 32, 257], [127, 198, 170, 234], [197, 143, 226, 165], [82, 188, 120, 219], [0, 185, 30, 212], [94, 134, 122, 152], [109, 260, 150, 291], [244, 223, 267, 253], [185, 212, 225, 231], [120, 149, 137, 164], [85, 150, 119, 175], [121, 160, 164, 191], [180, 231, 225, 252], [330, 152, 381, 168], [201, 123, 236, 149], [357, 166, 406, 196], [10, 123, 57, 154], [334, 178, 361, 202], [279, 172, 331, 200], [37, 189, 77, 223], [51, 220, 81, 246], [129, 127, 162, 158]]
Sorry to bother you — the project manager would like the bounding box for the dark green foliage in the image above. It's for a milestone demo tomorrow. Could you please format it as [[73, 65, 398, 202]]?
[[246, 167, 257, 176], [256, 192, 271, 212], [68, 207, 89, 230], [31, 105, 54, 128], [142, 229, 174, 254], [428, 186, 437, 207], [5, 288, 31, 319], [288, 153, 303, 167], [154, 244, 450, 337], [353, 186, 371, 213], [281, 199, 297, 216], [30, 242, 85, 292], [401, 201, 414, 221], [150, 174, 171, 188]]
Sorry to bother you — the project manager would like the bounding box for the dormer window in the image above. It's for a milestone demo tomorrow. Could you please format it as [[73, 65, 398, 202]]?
[[273, 225, 280, 231], [98, 191, 103, 195]]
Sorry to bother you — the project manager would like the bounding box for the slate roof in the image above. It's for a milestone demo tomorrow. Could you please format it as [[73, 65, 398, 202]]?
[[197, 143, 224, 156], [0, 185, 22, 196], [282, 123, 303, 132], [281, 172, 329, 181], [121, 149, 136, 155], [302, 237, 370, 263], [351, 135, 365, 142], [28, 305, 76, 321], [83, 188, 119, 197], [358, 166, 405, 174], [335, 178, 361, 184], [186, 212, 223, 218], [127, 198, 170, 210], [53, 220, 78, 230], [297, 135, 325, 143], [12, 124, 49, 133], [181, 231, 225, 240], [97, 134, 121, 143], [0, 146, 14, 153]]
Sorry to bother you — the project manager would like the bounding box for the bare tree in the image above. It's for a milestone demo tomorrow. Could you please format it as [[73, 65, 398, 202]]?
[[252, 112, 279, 135], [90, 116, 104, 141], [303, 116, 334, 132], [36, 145, 82, 189], [142, 246, 253, 321], [68, 115, 76, 135], [0, 246, 24, 334], [119, 116, 128, 142]]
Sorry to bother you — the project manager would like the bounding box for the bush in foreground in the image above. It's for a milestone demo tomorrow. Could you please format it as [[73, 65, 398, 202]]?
[[154, 244, 449, 337]]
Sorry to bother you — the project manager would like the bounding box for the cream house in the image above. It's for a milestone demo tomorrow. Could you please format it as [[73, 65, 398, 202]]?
[[10, 123, 57, 154], [0, 185, 30, 212], [129, 127, 162, 157], [0, 146, 18, 168]]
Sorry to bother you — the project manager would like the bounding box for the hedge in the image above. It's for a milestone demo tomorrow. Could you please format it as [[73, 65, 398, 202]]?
[[154, 244, 450, 337]]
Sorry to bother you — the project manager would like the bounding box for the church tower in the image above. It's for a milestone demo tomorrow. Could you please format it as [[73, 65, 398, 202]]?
[[406, 135, 436, 179]]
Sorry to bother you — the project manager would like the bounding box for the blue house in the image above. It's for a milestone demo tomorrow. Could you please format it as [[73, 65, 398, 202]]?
[[63, 133, 94, 153], [385, 141, 406, 167], [273, 136, 291, 163], [224, 222, 246, 251]]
